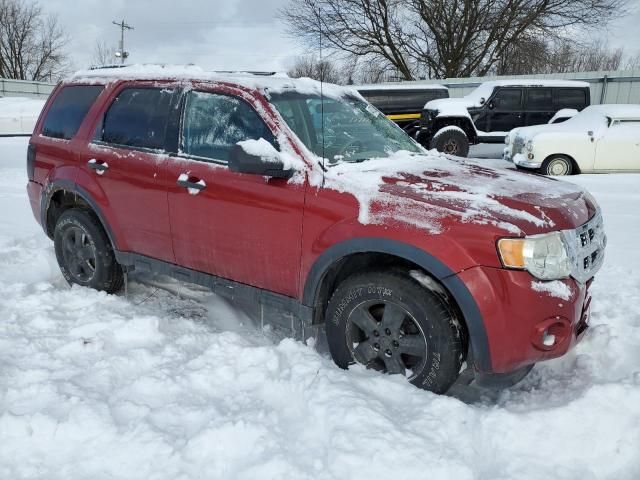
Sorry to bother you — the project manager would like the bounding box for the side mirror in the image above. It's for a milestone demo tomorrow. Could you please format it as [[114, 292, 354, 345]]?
[[487, 101, 495, 109], [228, 140, 293, 179]]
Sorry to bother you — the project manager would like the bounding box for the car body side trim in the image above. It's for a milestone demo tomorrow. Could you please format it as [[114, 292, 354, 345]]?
[[115, 251, 314, 340]]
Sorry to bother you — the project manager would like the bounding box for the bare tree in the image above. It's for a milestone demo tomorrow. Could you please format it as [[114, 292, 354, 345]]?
[[0, 0, 68, 81], [287, 54, 344, 83], [281, 0, 626, 80], [626, 51, 640, 70], [92, 40, 114, 67]]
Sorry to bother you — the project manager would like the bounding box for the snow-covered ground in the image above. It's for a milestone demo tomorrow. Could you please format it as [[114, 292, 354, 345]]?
[[0, 97, 45, 135], [1, 137, 639, 479]]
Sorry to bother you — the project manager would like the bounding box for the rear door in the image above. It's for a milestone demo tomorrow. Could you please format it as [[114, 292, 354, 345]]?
[[487, 88, 524, 133], [165, 87, 306, 297], [76, 83, 177, 263], [524, 88, 554, 126], [594, 120, 640, 171]]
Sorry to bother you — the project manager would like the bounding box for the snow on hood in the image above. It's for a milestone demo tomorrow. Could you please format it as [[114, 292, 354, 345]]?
[[323, 151, 593, 235]]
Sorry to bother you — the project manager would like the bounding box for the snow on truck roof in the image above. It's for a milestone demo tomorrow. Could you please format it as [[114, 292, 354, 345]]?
[[471, 79, 590, 89], [69, 64, 359, 99], [356, 83, 447, 91]]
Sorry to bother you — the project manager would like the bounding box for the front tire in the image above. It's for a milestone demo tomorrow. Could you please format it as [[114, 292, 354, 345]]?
[[541, 155, 574, 176], [430, 127, 470, 157], [54, 208, 123, 293], [325, 271, 463, 393]]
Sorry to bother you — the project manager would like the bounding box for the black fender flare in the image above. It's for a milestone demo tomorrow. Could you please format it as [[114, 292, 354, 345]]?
[[40, 179, 119, 250], [302, 237, 492, 372]]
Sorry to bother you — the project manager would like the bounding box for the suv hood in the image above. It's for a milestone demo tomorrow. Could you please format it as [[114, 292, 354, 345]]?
[[424, 98, 475, 118], [324, 152, 595, 235]]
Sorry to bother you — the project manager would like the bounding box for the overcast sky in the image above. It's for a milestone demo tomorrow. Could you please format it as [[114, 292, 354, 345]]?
[[46, 0, 640, 75], [46, 0, 305, 73]]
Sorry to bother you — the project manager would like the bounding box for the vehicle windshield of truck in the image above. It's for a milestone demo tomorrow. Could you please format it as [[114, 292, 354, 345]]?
[[269, 91, 422, 164]]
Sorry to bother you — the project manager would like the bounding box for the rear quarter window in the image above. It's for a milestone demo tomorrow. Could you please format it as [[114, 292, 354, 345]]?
[[41, 85, 103, 140], [556, 89, 588, 110]]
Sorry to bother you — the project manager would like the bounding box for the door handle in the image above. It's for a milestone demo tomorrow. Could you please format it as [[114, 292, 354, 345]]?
[[177, 175, 206, 193], [87, 159, 109, 174]]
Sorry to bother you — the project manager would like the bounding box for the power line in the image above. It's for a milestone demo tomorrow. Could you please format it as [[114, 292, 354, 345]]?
[[112, 19, 134, 64]]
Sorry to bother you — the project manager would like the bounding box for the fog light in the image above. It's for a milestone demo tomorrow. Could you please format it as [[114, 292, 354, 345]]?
[[542, 330, 556, 347], [527, 153, 534, 160], [532, 317, 570, 351]]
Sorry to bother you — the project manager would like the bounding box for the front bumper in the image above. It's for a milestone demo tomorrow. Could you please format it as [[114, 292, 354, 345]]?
[[457, 266, 591, 374]]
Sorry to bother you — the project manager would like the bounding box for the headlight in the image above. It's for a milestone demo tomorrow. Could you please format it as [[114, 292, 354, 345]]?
[[525, 140, 533, 152], [497, 232, 571, 280], [582, 190, 600, 210]]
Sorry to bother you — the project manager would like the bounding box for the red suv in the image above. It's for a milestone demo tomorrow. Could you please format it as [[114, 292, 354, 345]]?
[[26, 66, 606, 393]]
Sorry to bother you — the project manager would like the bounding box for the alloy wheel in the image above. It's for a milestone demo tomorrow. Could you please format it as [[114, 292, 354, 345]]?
[[346, 300, 428, 379], [61, 226, 97, 282]]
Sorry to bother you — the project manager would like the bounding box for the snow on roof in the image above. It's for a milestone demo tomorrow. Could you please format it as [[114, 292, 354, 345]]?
[[69, 64, 358, 99], [356, 83, 447, 91], [470, 79, 590, 89]]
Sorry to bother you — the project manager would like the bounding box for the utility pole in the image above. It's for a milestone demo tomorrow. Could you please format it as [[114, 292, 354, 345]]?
[[112, 19, 134, 65]]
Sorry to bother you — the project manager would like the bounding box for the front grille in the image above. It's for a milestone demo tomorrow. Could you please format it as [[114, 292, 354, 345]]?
[[512, 135, 525, 154], [563, 212, 606, 283]]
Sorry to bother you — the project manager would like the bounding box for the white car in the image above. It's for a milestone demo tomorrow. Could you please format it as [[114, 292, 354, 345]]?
[[504, 104, 640, 175]]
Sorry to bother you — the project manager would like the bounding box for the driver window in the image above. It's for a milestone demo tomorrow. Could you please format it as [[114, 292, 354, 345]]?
[[181, 91, 276, 162], [492, 89, 522, 110]]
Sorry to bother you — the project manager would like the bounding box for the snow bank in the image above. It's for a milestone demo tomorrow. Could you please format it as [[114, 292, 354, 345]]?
[[0, 97, 45, 135]]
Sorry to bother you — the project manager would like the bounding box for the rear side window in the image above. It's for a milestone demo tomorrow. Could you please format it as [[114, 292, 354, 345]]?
[[557, 89, 588, 110], [526, 89, 553, 109], [492, 89, 522, 110], [100, 88, 174, 150], [181, 91, 275, 162], [41, 85, 103, 140]]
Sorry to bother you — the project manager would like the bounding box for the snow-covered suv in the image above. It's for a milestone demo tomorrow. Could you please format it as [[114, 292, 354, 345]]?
[[27, 65, 605, 393], [418, 80, 591, 156]]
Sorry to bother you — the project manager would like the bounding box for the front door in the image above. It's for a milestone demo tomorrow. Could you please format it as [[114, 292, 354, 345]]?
[[594, 121, 640, 171], [165, 88, 306, 297], [78, 83, 177, 263], [487, 88, 524, 133]]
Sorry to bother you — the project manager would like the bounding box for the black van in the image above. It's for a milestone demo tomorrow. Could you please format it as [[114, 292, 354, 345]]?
[[417, 80, 591, 157], [357, 84, 449, 138]]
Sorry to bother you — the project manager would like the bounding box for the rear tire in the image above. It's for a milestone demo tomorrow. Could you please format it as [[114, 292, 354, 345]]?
[[325, 271, 463, 393], [430, 127, 470, 157], [54, 208, 123, 293], [541, 155, 574, 176]]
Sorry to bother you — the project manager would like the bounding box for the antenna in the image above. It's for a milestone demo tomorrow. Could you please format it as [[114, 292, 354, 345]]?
[[112, 19, 134, 64], [317, 6, 326, 174]]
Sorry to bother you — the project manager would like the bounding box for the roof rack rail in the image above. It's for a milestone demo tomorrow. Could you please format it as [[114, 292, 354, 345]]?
[[212, 70, 287, 77], [88, 64, 129, 70]]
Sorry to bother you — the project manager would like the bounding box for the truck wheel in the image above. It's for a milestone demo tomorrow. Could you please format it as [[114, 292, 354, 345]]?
[[430, 127, 470, 157], [541, 155, 573, 176], [54, 208, 124, 293], [325, 271, 463, 393]]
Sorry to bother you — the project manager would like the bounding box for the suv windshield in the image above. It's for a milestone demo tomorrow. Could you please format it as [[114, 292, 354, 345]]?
[[269, 91, 422, 163]]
